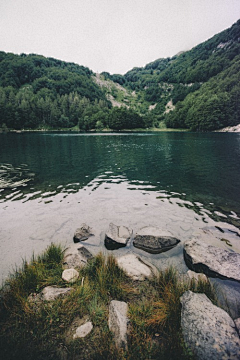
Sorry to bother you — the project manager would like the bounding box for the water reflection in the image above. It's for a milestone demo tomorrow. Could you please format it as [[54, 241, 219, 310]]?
[[0, 132, 240, 228], [1, 132, 240, 281]]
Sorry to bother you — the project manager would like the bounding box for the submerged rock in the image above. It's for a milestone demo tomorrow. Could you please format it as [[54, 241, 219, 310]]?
[[184, 239, 240, 283], [133, 235, 180, 254], [105, 223, 132, 250], [73, 224, 94, 243], [117, 254, 156, 281], [108, 300, 128, 350], [63, 244, 93, 269], [180, 290, 240, 360], [133, 226, 180, 254], [209, 278, 240, 319]]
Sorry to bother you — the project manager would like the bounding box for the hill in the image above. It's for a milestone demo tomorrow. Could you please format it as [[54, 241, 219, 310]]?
[[117, 19, 240, 131], [0, 19, 239, 131], [0, 52, 111, 130]]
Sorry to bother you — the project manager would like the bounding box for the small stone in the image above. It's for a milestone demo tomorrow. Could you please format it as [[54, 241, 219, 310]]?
[[62, 269, 79, 283], [73, 321, 93, 339], [105, 223, 132, 250], [63, 244, 93, 269], [117, 254, 155, 281], [108, 300, 128, 350], [28, 286, 73, 303], [73, 224, 93, 243], [41, 286, 73, 301]]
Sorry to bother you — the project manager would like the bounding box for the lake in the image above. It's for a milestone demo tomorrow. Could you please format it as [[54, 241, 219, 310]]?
[[0, 131, 240, 281]]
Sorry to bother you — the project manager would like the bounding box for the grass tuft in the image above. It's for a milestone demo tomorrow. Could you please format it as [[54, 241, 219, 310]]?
[[0, 246, 217, 360]]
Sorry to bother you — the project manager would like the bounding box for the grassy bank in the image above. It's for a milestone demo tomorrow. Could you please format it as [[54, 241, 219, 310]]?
[[0, 244, 216, 360]]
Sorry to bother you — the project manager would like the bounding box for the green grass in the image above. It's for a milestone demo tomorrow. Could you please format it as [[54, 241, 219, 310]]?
[[0, 245, 216, 360]]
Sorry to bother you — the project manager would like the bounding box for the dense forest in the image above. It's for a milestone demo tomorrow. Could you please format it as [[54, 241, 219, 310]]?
[[102, 19, 240, 130], [0, 19, 240, 131]]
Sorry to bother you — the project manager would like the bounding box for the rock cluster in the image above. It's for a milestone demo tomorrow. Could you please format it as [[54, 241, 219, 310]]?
[[28, 222, 240, 356], [104, 224, 181, 254]]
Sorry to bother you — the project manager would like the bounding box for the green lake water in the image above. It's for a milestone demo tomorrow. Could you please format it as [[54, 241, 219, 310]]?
[[0, 132, 240, 280]]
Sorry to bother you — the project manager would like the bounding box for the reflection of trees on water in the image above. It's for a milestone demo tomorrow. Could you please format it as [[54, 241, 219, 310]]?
[[0, 133, 240, 224]]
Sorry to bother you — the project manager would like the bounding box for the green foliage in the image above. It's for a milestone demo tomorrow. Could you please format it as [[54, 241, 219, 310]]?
[[0, 52, 110, 130], [121, 19, 240, 131], [1, 19, 240, 131], [108, 107, 144, 130], [83, 253, 128, 300], [165, 57, 240, 131], [0, 245, 218, 360]]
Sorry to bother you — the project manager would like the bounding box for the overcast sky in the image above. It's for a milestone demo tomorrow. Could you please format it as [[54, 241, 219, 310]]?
[[0, 0, 239, 74]]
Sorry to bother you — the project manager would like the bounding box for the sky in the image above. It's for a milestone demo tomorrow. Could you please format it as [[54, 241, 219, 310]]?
[[0, 0, 240, 74]]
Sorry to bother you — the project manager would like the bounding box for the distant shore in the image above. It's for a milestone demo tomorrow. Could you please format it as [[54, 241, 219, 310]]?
[[0, 127, 189, 133], [1, 124, 240, 133], [215, 124, 240, 133]]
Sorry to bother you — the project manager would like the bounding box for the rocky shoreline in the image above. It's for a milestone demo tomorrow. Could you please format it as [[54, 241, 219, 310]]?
[[216, 124, 240, 132], [26, 222, 240, 359]]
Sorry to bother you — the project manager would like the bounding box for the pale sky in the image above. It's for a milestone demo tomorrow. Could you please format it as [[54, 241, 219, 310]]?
[[0, 0, 239, 74]]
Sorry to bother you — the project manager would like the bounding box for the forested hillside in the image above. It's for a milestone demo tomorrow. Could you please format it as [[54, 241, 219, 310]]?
[[0, 19, 239, 131], [163, 19, 240, 130], [103, 19, 240, 130], [0, 52, 112, 130]]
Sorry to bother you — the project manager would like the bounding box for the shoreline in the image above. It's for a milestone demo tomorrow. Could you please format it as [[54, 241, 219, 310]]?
[[1, 127, 189, 133], [1, 242, 240, 359], [1, 123, 240, 133]]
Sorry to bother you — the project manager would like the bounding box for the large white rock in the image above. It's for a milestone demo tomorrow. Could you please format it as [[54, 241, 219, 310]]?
[[108, 300, 128, 350], [180, 291, 240, 360], [63, 244, 93, 269], [117, 254, 155, 281], [73, 321, 93, 339], [184, 239, 240, 282], [62, 268, 79, 283]]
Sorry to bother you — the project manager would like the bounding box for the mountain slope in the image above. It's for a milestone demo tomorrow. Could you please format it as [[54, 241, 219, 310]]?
[[0, 19, 239, 131], [0, 52, 111, 129], [112, 19, 240, 130]]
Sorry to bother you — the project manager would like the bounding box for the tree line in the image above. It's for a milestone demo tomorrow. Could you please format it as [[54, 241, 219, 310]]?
[[0, 85, 147, 131]]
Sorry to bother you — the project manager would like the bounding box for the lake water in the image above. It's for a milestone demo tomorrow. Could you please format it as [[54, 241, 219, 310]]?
[[1, 131, 240, 281]]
